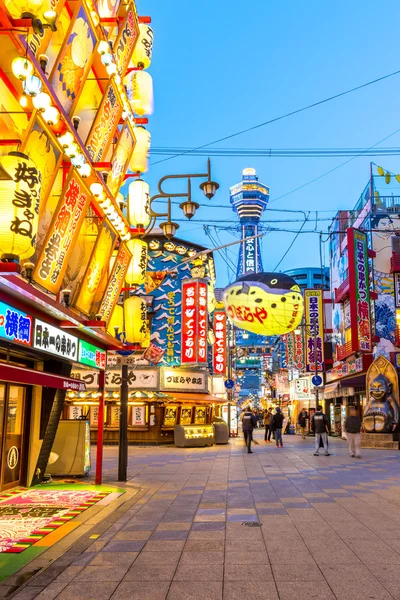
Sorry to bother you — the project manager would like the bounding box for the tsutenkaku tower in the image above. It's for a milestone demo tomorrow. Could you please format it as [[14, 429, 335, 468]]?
[[230, 168, 269, 278]]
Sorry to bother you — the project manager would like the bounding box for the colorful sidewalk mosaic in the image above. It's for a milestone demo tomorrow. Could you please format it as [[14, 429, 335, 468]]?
[[0, 487, 110, 553]]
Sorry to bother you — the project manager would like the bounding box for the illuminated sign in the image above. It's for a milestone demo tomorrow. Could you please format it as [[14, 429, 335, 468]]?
[[34, 173, 90, 294], [160, 367, 210, 393], [304, 289, 325, 373], [181, 279, 208, 365], [86, 81, 123, 162], [244, 235, 256, 273], [0, 302, 32, 346], [107, 122, 136, 197], [293, 330, 305, 372], [114, 5, 139, 78], [78, 340, 106, 369], [98, 243, 131, 322], [33, 319, 78, 361], [348, 228, 372, 352], [213, 311, 227, 375]]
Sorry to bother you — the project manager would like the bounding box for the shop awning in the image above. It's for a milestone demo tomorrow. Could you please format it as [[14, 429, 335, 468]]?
[[165, 392, 226, 405], [324, 383, 339, 399], [0, 363, 86, 392]]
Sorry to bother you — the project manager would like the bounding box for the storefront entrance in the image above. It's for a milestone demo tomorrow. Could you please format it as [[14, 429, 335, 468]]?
[[0, 383, 26, 491]]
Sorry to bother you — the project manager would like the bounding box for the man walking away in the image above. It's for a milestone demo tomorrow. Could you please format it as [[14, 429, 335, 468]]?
[[242, 407, 257, 453], [271, 407, 284, 448], [298, 409, 309, 439], [312, 405, 330, 456], [345, 406, 361, 458], [264, 407, 273, 442]]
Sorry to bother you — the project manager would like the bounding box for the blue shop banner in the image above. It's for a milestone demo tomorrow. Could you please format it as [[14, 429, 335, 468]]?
[[0, 301, 33, 346]]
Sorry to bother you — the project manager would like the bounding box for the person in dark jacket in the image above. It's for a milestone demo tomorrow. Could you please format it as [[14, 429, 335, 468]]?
[[298, 409, 309, 439], [264, 407, 273, 442], [344, 406, 361, 458], [242, 407, 257, 453], [312, 405, 330, 456], [271, 407, 284, 448]]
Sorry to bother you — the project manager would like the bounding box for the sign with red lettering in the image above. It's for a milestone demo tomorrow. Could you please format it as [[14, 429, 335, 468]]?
[[304, 289, 325, 373], [348, 228, 372, 352], [293, 329, 305, 372], [213, 311, 227, 375], [86, 81, 123, 162], [34, 172, 90, 294], [181, 279, 208, 365]]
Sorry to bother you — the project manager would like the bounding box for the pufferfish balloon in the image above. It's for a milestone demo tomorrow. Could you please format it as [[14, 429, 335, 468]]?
[[223, 273, 304, 335]]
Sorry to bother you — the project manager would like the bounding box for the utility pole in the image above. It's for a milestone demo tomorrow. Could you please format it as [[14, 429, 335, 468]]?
[[118, 362, 128, 481]]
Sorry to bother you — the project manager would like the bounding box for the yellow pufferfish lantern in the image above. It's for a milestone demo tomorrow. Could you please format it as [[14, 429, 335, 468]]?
[[223, 273, 304, 335]]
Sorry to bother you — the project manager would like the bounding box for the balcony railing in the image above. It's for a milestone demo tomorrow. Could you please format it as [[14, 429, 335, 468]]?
[[334, 276, 350, 304], [336, 341, 354, 361]]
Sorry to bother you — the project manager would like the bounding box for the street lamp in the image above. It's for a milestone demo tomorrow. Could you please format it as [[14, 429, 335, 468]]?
[[145, 159, 219, 239]]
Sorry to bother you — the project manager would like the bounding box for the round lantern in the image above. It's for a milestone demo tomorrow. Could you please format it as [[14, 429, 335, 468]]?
[[129, 126, 150, 173], [223, 272, 304, 336], [11, 57, 34, 80], [0, 151, 42, 261], [130, 23, 154, 70], [125, 70, 154, 116], [126, 238, 148, 285], [23, 75, 42, 97], [107, 302, 123, 336], [5, 0, 46, 17], [128, 179, 151, 227], [124, 295, 147, 344]]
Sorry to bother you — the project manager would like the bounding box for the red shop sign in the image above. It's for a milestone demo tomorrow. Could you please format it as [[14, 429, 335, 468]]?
[[181, 279, 208, 365]]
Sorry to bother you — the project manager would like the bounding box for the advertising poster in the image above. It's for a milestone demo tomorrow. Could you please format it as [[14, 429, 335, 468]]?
[[107, 122, 136, 197], [98, 243, 131, 322], [33, 319, 78, 360], [0, 302, 32, 346], [86, 81, 123, 162], [213, 311, 227, 375], [34, 172, 91, 294], [49, 3, 97, 115], [114, 5, 139, 78], [348, 228, 372, 352], [181, 279, 208, 365], [304, 289, 325, 373]]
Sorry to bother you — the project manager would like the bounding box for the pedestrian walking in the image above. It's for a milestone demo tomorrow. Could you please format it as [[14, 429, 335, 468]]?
[[312, 405, 330, 456], [264, 407, 273, 442], [297, 409, 309, 439], [242, 406, 257, 453], [271, 407, 284, 448], [344, 406, 361, 458]]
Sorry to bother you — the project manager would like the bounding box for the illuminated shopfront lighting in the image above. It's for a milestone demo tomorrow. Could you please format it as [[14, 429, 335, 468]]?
[[23, 75, 42, 97], [71, 153, 86, 168], [130, 23, 153, 70], [32, 91, 51, 111], [124, 295, 148, 344], [58, 131, 74, 148], [115, 74, 121, 85], [43, 10, 57, 31], [65, 142, 79, 158], [90, 182, 104, 197], [126, 70, 154, 116], [126, 238, 148, 285], [128, 178, 151, 227], [129, 126, 150, 173], [79, 163, 91, 178], [19, 93, 28, 107], [101, 52, 113, 66], [98, 40, 110, 55], [42, 105, 60, 125], [121, 232, 131, 242], [12, 56, 34, 80], [106, 63, 118, 76]]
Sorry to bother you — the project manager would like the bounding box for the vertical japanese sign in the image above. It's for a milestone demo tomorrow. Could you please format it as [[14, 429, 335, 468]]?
[[86, 81, 123, 162], [244, 235, 256, 273], [213, 311, 227, 375], [107, 122, 136, 197], [304, 289, 325, 373], [348, 228, 372, 352], [181, 279, 208, 365], [114, 5, 140, 78], [98, 243, 132, 322], [286, 331, 295, 372], [34, 172, 90, 294], [293, 329, 305, 372]]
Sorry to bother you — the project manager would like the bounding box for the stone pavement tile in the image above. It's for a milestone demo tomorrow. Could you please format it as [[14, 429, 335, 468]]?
[[143, 540, 185, 552], [184, 540, 224, 552], [187, 531, 225, 541], [179, 551, 224, 565], [112, 530, 153, 541], [173, 563, 223, 581], [225, 540, 265, 552], [276, 581, 336, 599], [168, 581, 222, 600], [34, 582, 69, 600], [124, 522, 158, 531], [134, 551, 181, 567], [225, 551, 268, 565], [320, 563, 393, 600], [223, 581, 278, 600], [224, 564, 273, 581], [124, 563, 177, 581], [90, 551, 138, 566], [156, 522, 192, 530], [10, 588, 45, 600], [151, 530, 189, 541], [74, 565, 130, 582], [271, 563, 324, 581], [102, 540, 146, 552], [56, 581, 119, 600], [346, 540, 400, 563], [192, 522, 225, 531], [112, 581, 169, 600], [286, 508, 324, 521]]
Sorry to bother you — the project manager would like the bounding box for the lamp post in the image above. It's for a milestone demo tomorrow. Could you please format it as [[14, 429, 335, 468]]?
[[144, 159, 219, 239]]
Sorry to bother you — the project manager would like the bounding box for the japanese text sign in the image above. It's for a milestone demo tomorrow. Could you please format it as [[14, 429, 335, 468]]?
[[293, 329, 305, 372], [348, 228, 372, 352], [78, 340, 106, 369], [0, 301, 32, 346], [86, 81, 123, 162], [33, 319, 78, 361], [114, 5, 139, 78], [98, 243, 132, 322], [107, 122, 135, 197], [244, 236, 256, 273], [304, 289, 325, 373], [34, 173, 90, 294], [213, 311, 227, 375], [181, 279, 208, 365], [160, 367, 209, 393], [166, 290, 176, 364]]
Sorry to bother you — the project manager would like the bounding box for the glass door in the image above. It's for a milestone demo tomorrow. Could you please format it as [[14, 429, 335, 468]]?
[[1, 384, 26, 490]]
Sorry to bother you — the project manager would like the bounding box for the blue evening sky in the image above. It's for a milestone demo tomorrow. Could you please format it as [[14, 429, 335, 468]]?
[[136, 0, 400, 287]]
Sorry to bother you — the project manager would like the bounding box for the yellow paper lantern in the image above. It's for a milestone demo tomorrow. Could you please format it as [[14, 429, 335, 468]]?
[[130, 23, 154, 70], [223, 272, 304, 336], [107, 302, 123, 336], [125, 70, 154, 116], [128, 179, 151, 227], [126, 238, 148, 285], [0, 152, 41, 261], [124, 295, 147, 343], [377, 166, 384, 176], [5, 0, 45, 17], [129, 126, 150, 173], [11, 57, 34, 80]]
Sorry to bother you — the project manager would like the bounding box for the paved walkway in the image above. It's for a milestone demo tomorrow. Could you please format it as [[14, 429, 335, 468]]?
[[8, 432, 400, 600]]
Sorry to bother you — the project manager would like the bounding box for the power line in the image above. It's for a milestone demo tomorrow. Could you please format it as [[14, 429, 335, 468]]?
[[150, 69, 400, 167], [151, 146, 400, 158], [273, 214, 310, 270]]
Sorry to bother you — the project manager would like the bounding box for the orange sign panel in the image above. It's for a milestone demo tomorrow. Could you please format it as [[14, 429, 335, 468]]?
[[86, 81, 123, 162], [98, 244, 131, 322]]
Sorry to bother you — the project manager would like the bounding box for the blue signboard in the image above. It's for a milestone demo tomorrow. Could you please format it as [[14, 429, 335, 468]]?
[[0, 301, 33, 346]]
